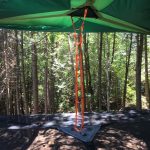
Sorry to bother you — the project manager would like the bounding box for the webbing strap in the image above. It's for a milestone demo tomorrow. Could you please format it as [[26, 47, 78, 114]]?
[[71, 8, 88, 132]]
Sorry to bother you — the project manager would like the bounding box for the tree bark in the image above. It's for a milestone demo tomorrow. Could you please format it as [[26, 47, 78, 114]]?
[[83, 33, 93, 111], [31, 32, 39, 114], [3, 30, 10, 115], [136, 34, 143, 110], [21, 31, 28, 114], [122, 33, 132, 109], [144, 35, 150, 108], [15, 31, 20, 115], [106, 33, 110, 111], [111, 32, 116, 64], [97, 33, 103, 111], [49, 33, 55, 113], [44, 35, 49, 114]]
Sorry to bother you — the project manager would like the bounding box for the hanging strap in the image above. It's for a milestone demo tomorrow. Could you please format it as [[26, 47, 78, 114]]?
[[71, 7, 88, 132]]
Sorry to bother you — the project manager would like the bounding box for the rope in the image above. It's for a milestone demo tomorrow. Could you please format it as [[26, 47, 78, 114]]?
[[71, 7, 88, 132]]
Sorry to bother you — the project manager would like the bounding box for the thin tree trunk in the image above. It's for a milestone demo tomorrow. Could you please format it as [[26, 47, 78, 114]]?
[[106, 33, 110, 111], [83, 33, 93, 111], [109, 32, 116, 107], [49, 33, 55, 113], [144, 35, 150, 108], [21, 31, 28, 114], [136, 34, 143, 110], [111, 32, 116, 64], [44, 35, 49, 114], [84, 34, 88, 111], [15, 31, 20, 115], [31, 32, 38, 114], [97, 33, 103, 111], [3, 30, 10, 115], [44, 48, 48, 114], [122, 33, 132, 109]]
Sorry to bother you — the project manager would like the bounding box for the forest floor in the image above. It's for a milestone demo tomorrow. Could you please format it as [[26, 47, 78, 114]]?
[[27, 121, 150, 150], [0, 110, 150, 150]]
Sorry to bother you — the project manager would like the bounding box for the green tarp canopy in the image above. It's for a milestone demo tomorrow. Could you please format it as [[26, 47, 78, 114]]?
[[0, 0, 150, 33]]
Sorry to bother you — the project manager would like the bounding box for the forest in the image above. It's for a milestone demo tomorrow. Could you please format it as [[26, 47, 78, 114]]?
[[0, 30, 150, 115]]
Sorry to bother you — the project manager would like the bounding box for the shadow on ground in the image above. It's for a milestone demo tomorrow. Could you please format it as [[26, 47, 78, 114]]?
[[0, 128, 38, 150], [0, 110, 150, 150], [94, 121, 150, 150]]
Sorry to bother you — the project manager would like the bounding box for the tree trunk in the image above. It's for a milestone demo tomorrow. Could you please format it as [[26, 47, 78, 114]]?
[[144, 35, 150, 108], [106, 33, 110, 111], [3, 30, 10, 115], [44, 35, 49, 114], [83, 33, 93, 111], [109, 33, 117, 109], [136, 34, 143, 110], [31, 32, 39, 114], [21, 31, 28, 114], [15, 31, 20, 115], [97, 33, 103, 111], [122, 33, 132, 109], [111, 32, 116, 64], [49, 33, 55, 113]]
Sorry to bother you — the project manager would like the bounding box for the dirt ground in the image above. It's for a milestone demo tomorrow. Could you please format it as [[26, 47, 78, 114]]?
[[94, 121, 150, 150], [26, 121, 150, 150], [0, 111, 150, 150]]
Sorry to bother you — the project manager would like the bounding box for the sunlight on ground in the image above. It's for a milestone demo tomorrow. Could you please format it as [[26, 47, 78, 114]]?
[[141, 96, 149, 109], [126, 96, 149, 109], [94, 127, 148, 150], [27, 129, 86, 150]]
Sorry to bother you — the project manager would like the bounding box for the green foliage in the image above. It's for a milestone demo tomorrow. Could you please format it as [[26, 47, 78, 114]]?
[[0, 29, 149, 115], [126, 84, 136, 103]]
